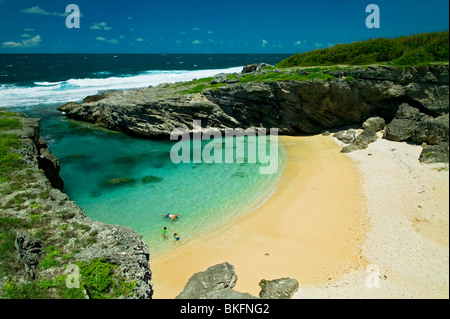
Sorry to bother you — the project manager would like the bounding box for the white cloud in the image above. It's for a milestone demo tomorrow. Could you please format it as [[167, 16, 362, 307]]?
[[295, 40, 302, 45], [22, 34, 32, 38], [192, 40, 201, 45], [23, 35, 42, 47], [175, 40, 182, 44], [20, 6, 68, 17], [96, 36, 118, 45], [2, 35, 42, 48], [314, 42, 323, 48], [24, 28, 35, 32], [127, 16, 133, 20], [192, 27, 200, 31], [207, 30, 214, 34], [262, 39, 268, 47], [136, 38, 144, 42], [2, 42, 23, 48], [90, 22, 112, 31]]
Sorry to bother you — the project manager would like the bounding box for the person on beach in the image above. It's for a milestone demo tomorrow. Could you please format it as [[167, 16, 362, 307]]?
[[174, 233, 182, 244], [161, 226, 168, 239], [161, 213, 181, 223]]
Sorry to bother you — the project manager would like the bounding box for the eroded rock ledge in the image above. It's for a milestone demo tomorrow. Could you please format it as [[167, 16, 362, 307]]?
[[59, 65, 448, 138], [0, 109, 152, 299]]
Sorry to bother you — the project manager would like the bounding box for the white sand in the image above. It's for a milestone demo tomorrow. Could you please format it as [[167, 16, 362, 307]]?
[[294, 132, 449, 299]]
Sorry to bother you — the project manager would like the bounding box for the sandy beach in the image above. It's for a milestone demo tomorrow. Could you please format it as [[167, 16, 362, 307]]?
[[295, 133, 449, 299], [150, 131, 449, 299], [150, 135, 368, 298]]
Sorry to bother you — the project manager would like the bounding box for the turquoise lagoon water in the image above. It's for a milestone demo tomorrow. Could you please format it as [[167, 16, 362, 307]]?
[[49, 119, 287, 256], [1, 54, 291, 257], [12, 104, 287, 258]]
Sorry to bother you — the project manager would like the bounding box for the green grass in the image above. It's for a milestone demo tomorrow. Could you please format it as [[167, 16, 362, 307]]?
[[238, 70, 336, 83], [0, 134, 24, 183], [178, 80, 227, 95], [0, 118, 22, 130], [40, 246, 61, 269], [180, 83, 209, 94], [73, 258, 136, 299], [0, 217, 31, 279], [276, 31, 449, 68]]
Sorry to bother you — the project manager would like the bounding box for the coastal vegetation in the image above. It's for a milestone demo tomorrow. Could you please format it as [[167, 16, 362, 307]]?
[[276, 31, 449, 68], [0, 109, 146, 299]]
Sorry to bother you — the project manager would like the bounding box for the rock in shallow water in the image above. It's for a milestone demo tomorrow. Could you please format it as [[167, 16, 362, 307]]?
[[142, 175, 163, 184], [101, 177, 136, 188]]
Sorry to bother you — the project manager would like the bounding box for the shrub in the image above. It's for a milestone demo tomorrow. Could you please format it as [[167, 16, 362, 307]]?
[[276, 31, 449, 68]]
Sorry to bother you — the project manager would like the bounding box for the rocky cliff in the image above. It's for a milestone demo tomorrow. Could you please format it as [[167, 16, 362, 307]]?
[[0, 109, 152, 299], [59, 65, 448, 136], [58, 64, 449, 163]]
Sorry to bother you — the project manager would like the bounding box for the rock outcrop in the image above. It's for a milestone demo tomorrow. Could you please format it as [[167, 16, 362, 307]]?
[[176, 262, 257, 299], [362, 116, 386, 132], [340, 128, 378, 153], [59, 65, 448, 140], [258, 277, 299, 299], [382, 102, 449, 162], [14, 232, 44, 280], [176, 262, 301, 299], [0, 109, 153, 299]]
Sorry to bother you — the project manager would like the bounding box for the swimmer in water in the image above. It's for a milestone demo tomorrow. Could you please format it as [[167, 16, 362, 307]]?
[[161, 213, 181, 223]]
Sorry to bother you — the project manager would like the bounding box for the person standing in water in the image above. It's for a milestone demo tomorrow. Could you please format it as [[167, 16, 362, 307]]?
[[174, 233, 182, 244], [161, 227, 168, 239]]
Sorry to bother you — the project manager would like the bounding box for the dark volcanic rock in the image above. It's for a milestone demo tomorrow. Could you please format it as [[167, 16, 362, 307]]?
[[395, 103, 424, 120], [176, 262, 257, 299], [419, 143, 449, 163], [341, 128, 378, 153], [411, 113, 449, 145], [38, 146, 64, 190], [258, 278, 299, 299], [211, 73, 228, 85], [58, 65, 449, 160], [15, 232, 43, 279], [242, 64, 258, 74], [362, 116, 386, 132], [334, 129, 357, 144], [383, 118, 417, 142], [384, 103, 449, 146]]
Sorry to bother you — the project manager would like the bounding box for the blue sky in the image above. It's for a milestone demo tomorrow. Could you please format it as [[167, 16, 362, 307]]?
[[0, 0, 448, 53]]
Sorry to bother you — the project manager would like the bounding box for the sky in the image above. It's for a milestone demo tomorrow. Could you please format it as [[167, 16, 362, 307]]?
[[0, 0, 448, 54]]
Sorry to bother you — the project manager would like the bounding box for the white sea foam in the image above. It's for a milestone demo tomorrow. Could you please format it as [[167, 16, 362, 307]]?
[[0, 66, 243, 108]]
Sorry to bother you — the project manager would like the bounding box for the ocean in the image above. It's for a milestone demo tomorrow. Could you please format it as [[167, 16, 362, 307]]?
[[0, 54, 289, 256]]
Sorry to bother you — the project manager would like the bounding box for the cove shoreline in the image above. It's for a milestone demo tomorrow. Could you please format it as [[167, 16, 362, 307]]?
[[149, 135, 368, 298]]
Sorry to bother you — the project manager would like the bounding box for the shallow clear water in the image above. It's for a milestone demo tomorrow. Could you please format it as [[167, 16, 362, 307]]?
[[16, 103, 287, 256], [52, 121, 286, 256], [2, 54, 289, 257]]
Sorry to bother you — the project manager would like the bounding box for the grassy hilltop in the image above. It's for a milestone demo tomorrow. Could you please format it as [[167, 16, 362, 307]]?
[[276, 31, 449, 68]]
